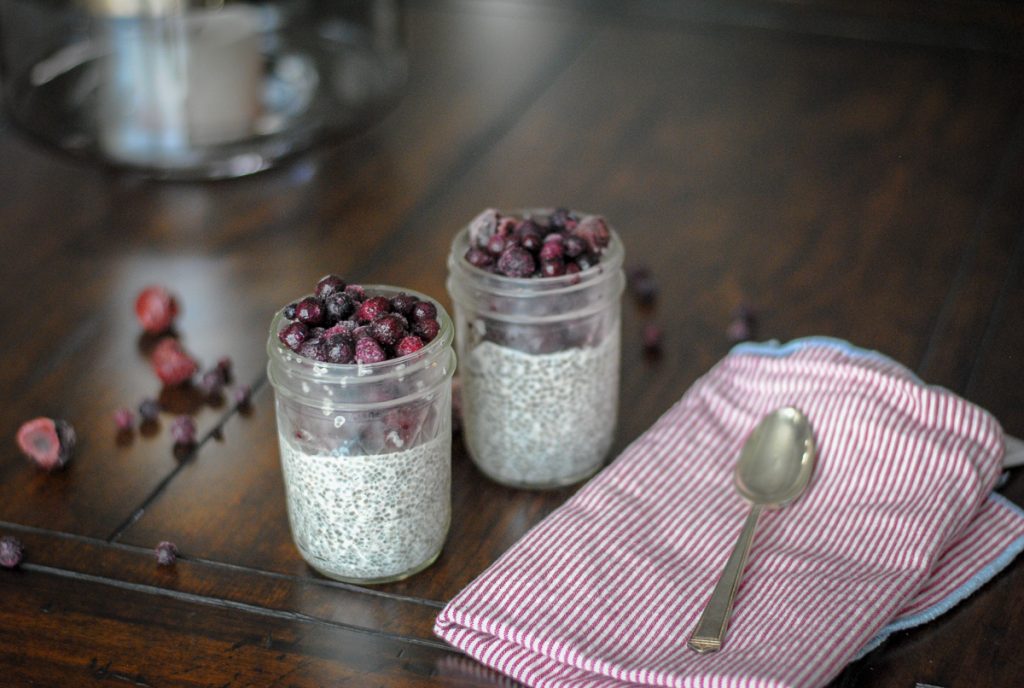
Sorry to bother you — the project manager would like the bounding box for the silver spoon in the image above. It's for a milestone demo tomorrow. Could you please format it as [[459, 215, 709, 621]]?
[[688, 406, 816, 653]]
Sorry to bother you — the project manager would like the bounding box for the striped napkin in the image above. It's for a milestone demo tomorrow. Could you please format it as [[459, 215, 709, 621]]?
[[435, 337, 1024, 688]]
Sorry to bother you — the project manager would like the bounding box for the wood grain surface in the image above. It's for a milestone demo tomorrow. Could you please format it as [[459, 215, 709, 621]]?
[[1, 0, 1023, 685]]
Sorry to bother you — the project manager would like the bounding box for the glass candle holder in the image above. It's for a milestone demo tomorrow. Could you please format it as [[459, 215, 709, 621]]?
[[0, 0, 407, 179], [266, 286, 455, 584], [447, 210, 625, 489]]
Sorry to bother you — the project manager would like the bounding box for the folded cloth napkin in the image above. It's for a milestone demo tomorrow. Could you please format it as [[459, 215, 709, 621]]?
[[435, 337, 1024, 688]]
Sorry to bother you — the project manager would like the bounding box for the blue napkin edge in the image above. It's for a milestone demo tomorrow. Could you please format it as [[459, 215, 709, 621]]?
[[731, 336, 1024, 657]]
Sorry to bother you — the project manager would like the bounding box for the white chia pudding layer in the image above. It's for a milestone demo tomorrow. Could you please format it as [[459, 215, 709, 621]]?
[[462, 332, 620, 487], [280, 432, 451, 582]]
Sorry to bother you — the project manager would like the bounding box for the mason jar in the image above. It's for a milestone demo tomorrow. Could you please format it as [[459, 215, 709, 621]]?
[[266, 285, 454, 584], [447, 210, 625, 489]]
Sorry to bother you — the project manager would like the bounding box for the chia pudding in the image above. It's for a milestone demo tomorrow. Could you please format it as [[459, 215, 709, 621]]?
[[281, 432, 451, 582], [267, 277, 456, 583], [463, 331, 620, 486], [448, 208, 625, 488]]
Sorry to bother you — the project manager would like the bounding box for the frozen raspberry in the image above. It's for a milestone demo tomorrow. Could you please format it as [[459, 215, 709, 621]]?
[[539, 239, 564, 262], [411, 301, 437, 323], [283, 302, 298, 320], [355, 337, 386, 364], [497, 246, 536, 278], [390, 293, 418, 318], [154, 541, 178, 566], [541, 259, 566, 278], [233, 384, 252, 407], [370, 314, 406, 346], [464, 247, 494, 269], [395, 335, 425, 357], [0, 536, 24, 569], [314, 275, 346, 299], [16, 417, 75, 471], [413, 318, 440, 342], [138, 398, 161, 422], [278, 322, 308, 352], [170, 415, 196, 446], [151, 337, 199, 386], [295, 297, 325, 326], [642, 322, 663, 354], [323, 335, 354, 364], [571, 214, 611, 253], [324, 292, 356, 323], [113, 408, 135, 432], [344, 284, 367, 300], [563, 235, 586, 258], [356, 296, 391, 323], [134, 286, 179, 334]]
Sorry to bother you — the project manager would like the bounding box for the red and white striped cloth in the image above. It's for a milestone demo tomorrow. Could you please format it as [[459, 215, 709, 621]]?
[[435, 339, 1024, 688]]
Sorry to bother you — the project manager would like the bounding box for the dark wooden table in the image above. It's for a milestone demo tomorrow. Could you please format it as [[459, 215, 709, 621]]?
[[2, 1, 1023, 685]]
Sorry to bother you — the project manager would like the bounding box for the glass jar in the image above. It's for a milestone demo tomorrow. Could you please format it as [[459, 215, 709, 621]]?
[[0, 0, 406, 179], [447, 211, 625, 489], [266, 285, 454, 584]]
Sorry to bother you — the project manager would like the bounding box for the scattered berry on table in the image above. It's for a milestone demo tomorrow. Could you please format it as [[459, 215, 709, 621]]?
[[627, 266, 658, 306], [233, 385, 252, 408], [170, 415, 197, 446], [0, 536, 24, 569], [113, 408, 136, 432], [727, 304, 758, 343], [16, 417, 75, 471], [642, 323, 663, 354], [134, 286, 179, 334], [138, 398, 161, 423], [154, 541, 178, 566], [151, 337, 199, 386], [198, 368, 226, 397]]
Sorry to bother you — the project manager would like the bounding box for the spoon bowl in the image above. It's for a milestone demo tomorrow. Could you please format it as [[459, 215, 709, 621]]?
[[688, 406, 817, 654]]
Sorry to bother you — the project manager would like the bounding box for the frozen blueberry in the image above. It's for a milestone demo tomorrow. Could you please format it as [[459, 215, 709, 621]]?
[[296, 297, 325, 326], [138, 398, 161, 422], [390, 293, 418, 318], [0, 536, 24, 569], [464, 247, 494, 269], [413, 318, 440, 342], [370, 314, 407, 346], [198, 368, 226, 396], [324, 335, 354, 364], [315, 275, 346, 299], [411, 301, 437, 323], [628, 266, 658, 306], [325, 320, 358, 339], [549, 207, 575, 230], [324, 292, 357, 322], [517, 221, 543, 252], [356, 296, 391, 323], [355, 337, 387, 364], [541, 259, 566, 277], [563, 235, 586, 258], [154, 541, 178, 566], [278, 322, 309, 352], [486, 234, 507, 256], [344, 284, 367, 301], [497, 246, 536, 278], [283, 302, 298, 320]]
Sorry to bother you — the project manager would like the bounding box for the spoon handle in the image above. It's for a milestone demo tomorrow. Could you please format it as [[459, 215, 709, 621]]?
[[688, 504, 763, 653]]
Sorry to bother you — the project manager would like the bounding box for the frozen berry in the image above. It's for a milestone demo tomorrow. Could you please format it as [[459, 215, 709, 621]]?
[[356, 296, 391, 323], [134, 286, 179, 334], [16, 417, 75, 471], [315, 275, 346, 299], [390, 293, 418, 318], [344, 284, 367, 300], [151, 337, 199, 386], [113, 408, 135, 432], [539, 239, 564, 262], [413, 318, 440, 342], [642, 322, 663, 354], [395, 335, 425, 357], [233, 384, 252, 407], [154, 541, 178, 566], [563, 235, 586, 258], [541, 259, 566, 277], [353, 325, 373, 340], [283, 302, 298, 320], [170, 415, 196, 446], [324, 292, 357, 322], [0, 536, 23, 569], [370, 314, 407, 346], [278, 322, 309, 352], [295, 297, 325, 326], [468, 208, 500, 247], [355, 337, 386, 364], [549, 207, 577, 230], [486, 234, 507, 256], [572, 214, 610, 253], [464, 247, 494, 269], [517, 221, 543, 252], [298, 337, 326, 361], [498, 246, 536, 278], [138, 398, 161, 422], [323, 335, 354, 364], [628, 267, 658, 306], [411, 301, 437, 323], [198, 368, 226, 396], [325, 320, 357, 339]]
